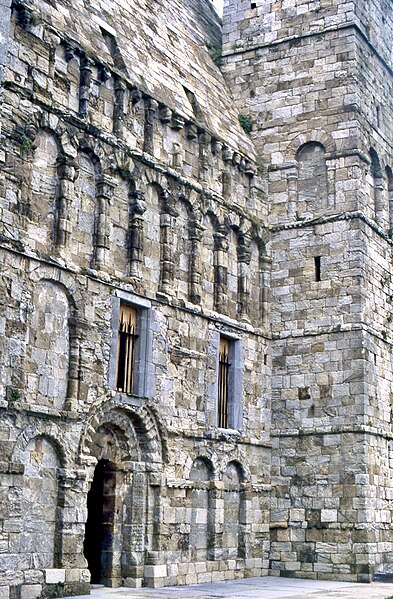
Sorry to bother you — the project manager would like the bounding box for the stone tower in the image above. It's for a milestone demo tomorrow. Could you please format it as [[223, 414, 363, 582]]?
[[223, 0, 393, 582]]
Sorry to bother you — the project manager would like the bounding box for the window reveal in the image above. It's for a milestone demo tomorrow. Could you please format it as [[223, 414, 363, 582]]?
[[218, 337, 230, 428], [314, 256, 321, 282], [116, 304, 138, 394]]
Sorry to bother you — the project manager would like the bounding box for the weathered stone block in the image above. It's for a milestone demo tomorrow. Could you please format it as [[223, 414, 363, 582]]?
[[44, 570, 65, 584], [20, 586, 41, 599], [143, 565, 167, 579]]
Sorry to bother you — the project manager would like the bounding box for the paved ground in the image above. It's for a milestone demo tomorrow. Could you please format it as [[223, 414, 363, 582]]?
[[66, 577, 393, 599]]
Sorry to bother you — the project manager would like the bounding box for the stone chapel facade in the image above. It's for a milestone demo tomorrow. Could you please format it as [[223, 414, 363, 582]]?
[[0, 0, 392, 596]]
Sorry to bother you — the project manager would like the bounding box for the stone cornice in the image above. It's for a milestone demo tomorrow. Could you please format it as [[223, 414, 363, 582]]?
[[223, 21, 393, 79]]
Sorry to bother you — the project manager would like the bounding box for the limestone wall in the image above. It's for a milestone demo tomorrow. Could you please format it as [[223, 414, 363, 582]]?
[[1, 0, 393, 592], [223, 0, 393, 69], [0, 0, 272, 596], [222, 0, 393, 584]]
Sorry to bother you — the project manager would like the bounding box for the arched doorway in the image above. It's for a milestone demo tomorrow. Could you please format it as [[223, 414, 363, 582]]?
[[80, 405, 164, 588], [84, 459, 117, 585]]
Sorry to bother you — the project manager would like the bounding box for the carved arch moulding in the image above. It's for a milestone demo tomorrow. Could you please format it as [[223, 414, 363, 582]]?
[[12, 421, 73, 470], [78, 398, 167, 470], [285, 129, 337, 162]]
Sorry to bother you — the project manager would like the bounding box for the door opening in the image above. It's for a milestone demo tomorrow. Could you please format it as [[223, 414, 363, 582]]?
[[84, 459, 116, 585]]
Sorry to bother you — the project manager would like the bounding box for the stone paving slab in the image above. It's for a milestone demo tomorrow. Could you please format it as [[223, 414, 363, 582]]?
[[64, 577, 393, 599]]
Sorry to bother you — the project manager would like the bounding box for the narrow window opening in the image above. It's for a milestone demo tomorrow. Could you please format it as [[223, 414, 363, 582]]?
[[218, 337, 230, 428], [314, 256, 321, 282], [251, 2, 257, 8], [376, 104, 381, 128], [100, 26, 128, 73], [116, 304, 138, 394], [264, 353, 268, 366], [182, 86, 203, 119]]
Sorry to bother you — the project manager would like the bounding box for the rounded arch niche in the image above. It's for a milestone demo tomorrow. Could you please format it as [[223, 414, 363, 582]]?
[[26, 279, 71, 410], [20, 435, 61, 569], [296, 141, 328, 213], [80, 402, 165, 466]]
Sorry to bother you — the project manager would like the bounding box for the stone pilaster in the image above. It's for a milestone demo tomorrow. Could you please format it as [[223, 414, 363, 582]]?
[[64, 317, 88, 412], [95, 174, 117, 269], [56, 468, 90, 572], [79, 57, 94, 119], [158, 192, 178, 298], [208, 481, 224, 561], [128, 191, 147, 279], [326, 157, 337, 209], [375, 179, 384, 224], [214, 224, 228, 313], [189, 216, 204, 305], [222, 170, 232, 198], [0, 0, 11, 135], [56, 156, 78, 249], [286, 165, 298, 219], [238, 240, 252, 323], [260, 256, 271, 328], [198, 131, 210, 182], [113, 77, 127, 138], [144, 98, 159, 155]]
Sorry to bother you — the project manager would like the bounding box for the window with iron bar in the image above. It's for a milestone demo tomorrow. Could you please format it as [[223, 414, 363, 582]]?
[[218, 337, 230, 428], [116, 303, 138, 394]]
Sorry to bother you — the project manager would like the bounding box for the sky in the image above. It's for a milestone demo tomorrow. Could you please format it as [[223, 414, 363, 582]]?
[[212, 0, 224, 16]]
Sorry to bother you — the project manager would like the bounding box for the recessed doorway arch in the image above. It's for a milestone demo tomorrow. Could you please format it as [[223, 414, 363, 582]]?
[[80, 404, 164, 588]]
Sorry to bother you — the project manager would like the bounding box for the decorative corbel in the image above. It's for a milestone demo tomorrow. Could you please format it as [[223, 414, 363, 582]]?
[[171, 113, 185, 130], [159, 105, 172, 124]]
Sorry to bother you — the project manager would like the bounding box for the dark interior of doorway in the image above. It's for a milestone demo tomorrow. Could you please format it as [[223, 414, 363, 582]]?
[[84, 459, 109, 584]]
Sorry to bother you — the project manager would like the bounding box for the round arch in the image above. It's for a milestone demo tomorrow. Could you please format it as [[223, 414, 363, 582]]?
[[285, 130, 336, 161], [78, 399, 166, 467]]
